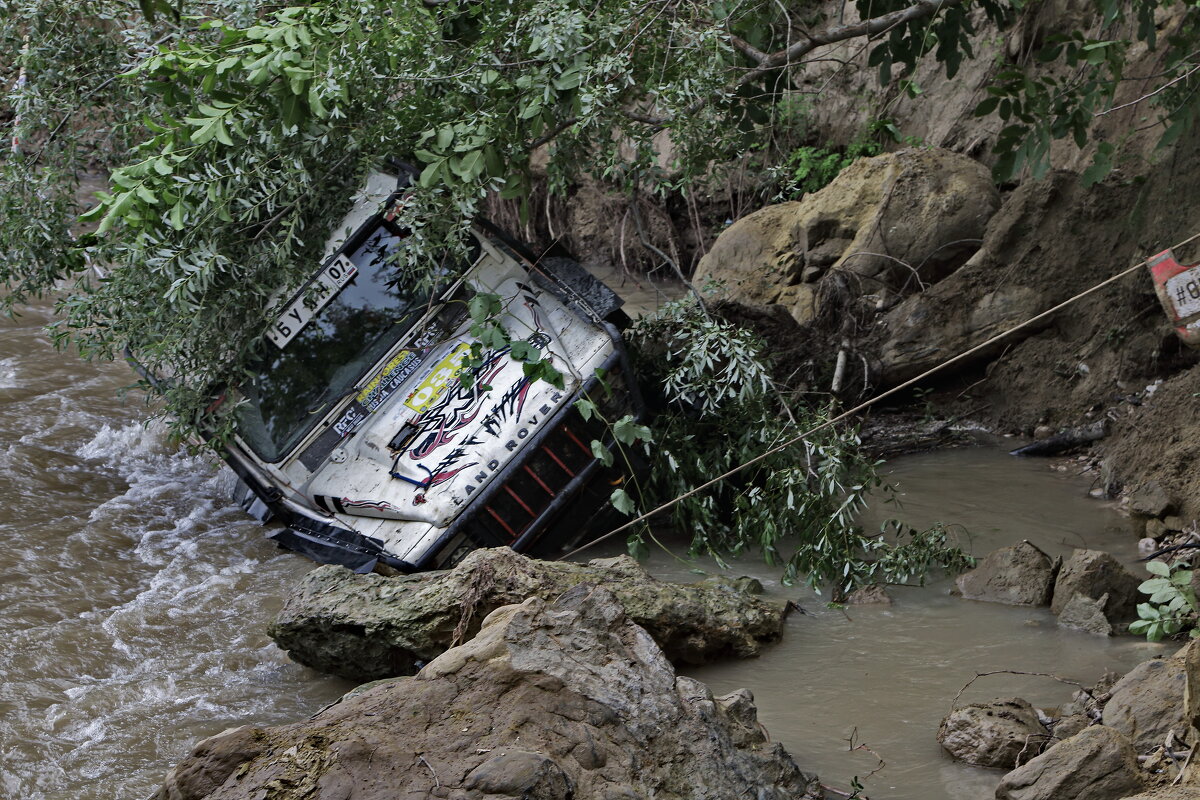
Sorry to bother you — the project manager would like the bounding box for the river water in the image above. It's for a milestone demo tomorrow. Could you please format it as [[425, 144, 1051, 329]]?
[[0, 296, 1168, 800]]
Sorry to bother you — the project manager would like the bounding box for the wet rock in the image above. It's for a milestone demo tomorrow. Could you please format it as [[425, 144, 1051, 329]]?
[[1102, 653, 1189, 752], [1117, 789, 1200, 799], [693, 148, 998, 324], [270, 547, 787, 682], [846, 584, 893, 605], [1049, 714, 1091, 742], [955, 541, 1059, 606], [154, 586, 822, 800], [995, 725, 1145, 800], [1185, 639, 1200, 734], [153, 726, 268, 800], [1051, 549, 1142, 624], [937, 697, 1047, 768], [1131, 481, 1177, 518], [1147, 519, 1171, 540], [1057, 592, 1114, 636]]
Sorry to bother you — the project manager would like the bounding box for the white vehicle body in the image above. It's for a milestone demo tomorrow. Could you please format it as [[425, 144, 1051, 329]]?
[[219, 169, 639, 572]]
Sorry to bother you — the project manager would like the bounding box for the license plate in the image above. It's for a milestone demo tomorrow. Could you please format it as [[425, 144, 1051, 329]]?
[[267, 254, 357, 349]]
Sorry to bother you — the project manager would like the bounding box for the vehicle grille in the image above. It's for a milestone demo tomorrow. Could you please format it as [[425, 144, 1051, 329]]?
[[465, 408, 607, 547]]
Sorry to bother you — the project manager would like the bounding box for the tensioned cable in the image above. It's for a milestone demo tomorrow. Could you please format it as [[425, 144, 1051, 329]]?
[[559, 227, 1200, 561]]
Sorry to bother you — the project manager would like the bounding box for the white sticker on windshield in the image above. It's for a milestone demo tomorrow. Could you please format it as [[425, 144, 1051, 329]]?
[[267, 254, 358, 349]]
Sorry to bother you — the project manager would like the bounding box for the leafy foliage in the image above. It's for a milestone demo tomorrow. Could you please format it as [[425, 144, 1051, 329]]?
[[1130, 559, 1200, 641], [627, 298, 973, 597], [7, 0, 1200, 444]]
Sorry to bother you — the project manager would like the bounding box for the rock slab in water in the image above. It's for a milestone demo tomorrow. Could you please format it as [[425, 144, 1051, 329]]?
[[269, 547, 786, 682], [1102, 653, 1189, 752], [1057, 592, 1115, 636], [1051, 549, 1141, 622], [995, 725, 1145, 800], [955, 541, 1059, 606], [936, 697, 1046, 768], [154, 585, 821, 800]]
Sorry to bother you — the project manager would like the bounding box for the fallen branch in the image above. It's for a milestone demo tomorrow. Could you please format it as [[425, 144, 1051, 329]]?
[[1009, 420, 1106, 457], [951, 670, 1093, 713]]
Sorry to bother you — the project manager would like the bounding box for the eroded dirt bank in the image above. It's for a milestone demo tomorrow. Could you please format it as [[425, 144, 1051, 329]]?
[[499, 3, 1200, 526]]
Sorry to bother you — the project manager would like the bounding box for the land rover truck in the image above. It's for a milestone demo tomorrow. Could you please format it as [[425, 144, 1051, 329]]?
[[212, 167, 641, 573]]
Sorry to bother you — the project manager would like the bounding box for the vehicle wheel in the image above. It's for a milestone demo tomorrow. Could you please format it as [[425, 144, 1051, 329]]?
[[532, 256, 627, 326]]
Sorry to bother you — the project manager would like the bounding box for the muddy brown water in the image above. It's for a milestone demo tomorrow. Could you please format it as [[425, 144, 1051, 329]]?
[[0, 299, 1169, 800]]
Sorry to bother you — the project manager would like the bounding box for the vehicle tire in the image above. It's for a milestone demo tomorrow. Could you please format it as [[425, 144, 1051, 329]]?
[[532, 256, 627, 327]]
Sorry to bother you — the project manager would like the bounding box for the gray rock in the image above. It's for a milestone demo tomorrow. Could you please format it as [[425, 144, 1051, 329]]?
[[846, 584, 893, 605], [693, 149, 999, 325], [153, 586, 822, 800], [936, 697, 1047, 768], [995, 725, 1145, 800], [955, 541, 1059, 606], [1117, 789, 1200, 800], [270, 548, 786, 681], [1131, 481, 1176, 518], [153, 726, 267, 800], [1057, 592, 1114, 636], [1051, 549, 1141, 622], [1146, 519, 1170, 540], [1050, 714, 1090, 742], [1102, 654, 1188, 752]]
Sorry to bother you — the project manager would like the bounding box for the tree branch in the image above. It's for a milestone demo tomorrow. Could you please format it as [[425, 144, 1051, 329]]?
[[640, 0, 963, 125]]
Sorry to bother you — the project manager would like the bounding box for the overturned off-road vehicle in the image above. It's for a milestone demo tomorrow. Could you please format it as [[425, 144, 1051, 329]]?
[[182, 167, 642, 573]]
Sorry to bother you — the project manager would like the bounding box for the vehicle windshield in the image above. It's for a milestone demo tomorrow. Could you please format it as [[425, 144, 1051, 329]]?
[[236, 220, 442, 462]]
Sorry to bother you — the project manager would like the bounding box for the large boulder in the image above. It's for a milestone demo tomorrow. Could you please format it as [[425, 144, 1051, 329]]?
[[1102, 653, 1189, 752], [153, 585, 822, 800], [693, 148, 999, 324], [955, 541, 1059, 606], [1051, 549, 1142, 623], [937, 697, 1047, 768], [995, 725, 1145, 800], [270, 547, 787, 682]]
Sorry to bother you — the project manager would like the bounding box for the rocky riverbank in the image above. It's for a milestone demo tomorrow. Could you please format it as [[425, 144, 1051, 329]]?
[[153, 584, 821, 800], [938, 639, 1200, 800], [269, 547, 789, 682]]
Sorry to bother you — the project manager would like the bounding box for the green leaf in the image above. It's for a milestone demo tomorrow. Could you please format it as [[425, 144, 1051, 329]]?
[[468, 292, 502, 320], [454, 149, 484, 180], [419, 158, 445, 188], [189, 116, 223, 145], [574, 398, 597, 421], [613, 415, 652, 446], [610, 487, 635, 515], [973, 96, 999, 117], [509, 340, 538, 361], [1146, 560, 1171, 577], [591, 439, 613, 468]]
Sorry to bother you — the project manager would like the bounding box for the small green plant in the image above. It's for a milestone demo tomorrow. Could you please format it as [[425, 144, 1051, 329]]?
[[782, 138, 883, 198], [1130, 560, 1199, 641], [912, 386, 936, 422]]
